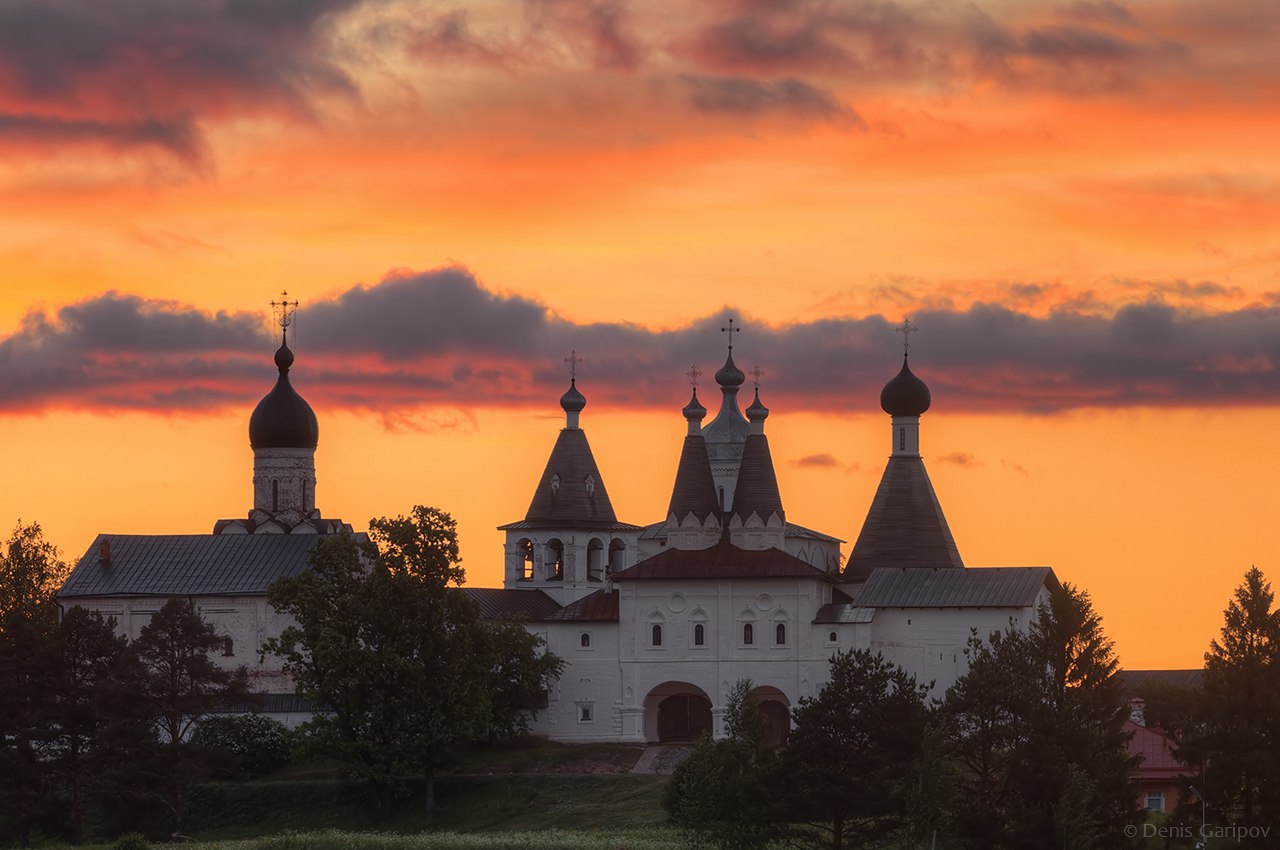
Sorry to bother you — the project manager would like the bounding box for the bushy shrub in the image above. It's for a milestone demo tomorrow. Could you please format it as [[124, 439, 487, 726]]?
[[110, 832, 151, 850], [192, 714, 293, 778]]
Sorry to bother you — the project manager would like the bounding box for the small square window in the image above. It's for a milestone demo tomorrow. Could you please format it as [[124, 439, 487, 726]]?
[[1144, 791, 1164, 813], [578, 704, 593, 723]]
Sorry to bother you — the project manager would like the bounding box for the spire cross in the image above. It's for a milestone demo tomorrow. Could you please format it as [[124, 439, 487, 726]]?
[[685, 364, 702, 388], [749, 365, 765, 389], [895, 318, 918, 354], [721, 317, 740, 351], [270, 290, 299, 344], [564, 349, 582, 382]]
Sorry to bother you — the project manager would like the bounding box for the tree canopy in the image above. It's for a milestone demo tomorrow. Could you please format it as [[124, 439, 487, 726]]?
[[266, 507, 562, 817], [942, 583, 1137, 850]]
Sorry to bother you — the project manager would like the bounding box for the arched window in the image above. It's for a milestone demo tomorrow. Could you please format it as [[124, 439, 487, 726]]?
[[550, 474, 561, 495], [694, 623, 705, 646], [546, 539, 565, 581], [301, 479, 307, 511], [652, 624, 663, 647], [271, 479, 279, 512], [776, 623, 786, 645], [587, 538, 604, 582], [829, 631, 838, 643], [580, 632, 591, 648], [222, 636, 234, 657], [585, 474, 595, 496], [608, 539, 626, 577], [899, 427, 906, 451], [743, 623, 754, 645], [518, 539, 534, 581]]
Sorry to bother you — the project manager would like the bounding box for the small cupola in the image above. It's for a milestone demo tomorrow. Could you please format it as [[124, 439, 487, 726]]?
[[682, 387, 707, 435], [880, 357, 931, 418]]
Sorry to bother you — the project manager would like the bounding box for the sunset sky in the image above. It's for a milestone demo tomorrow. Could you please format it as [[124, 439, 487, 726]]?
[[3, 0, 1280, 669]]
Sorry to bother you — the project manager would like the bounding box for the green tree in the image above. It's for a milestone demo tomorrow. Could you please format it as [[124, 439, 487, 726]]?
[[51, 607, 134, 845], [1193, 566, 1280, 823], [785, 649, 931, 850], [268, 510, 544, 818], [130, 597, 251, 837], [0, 521, 68, 847], [663, 680, 785, 850], [484, 618, 564, 741], [942, 583, 1137, 850]]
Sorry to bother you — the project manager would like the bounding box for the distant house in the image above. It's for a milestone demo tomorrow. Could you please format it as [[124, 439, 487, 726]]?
[[1117, 668, 1204, 813]]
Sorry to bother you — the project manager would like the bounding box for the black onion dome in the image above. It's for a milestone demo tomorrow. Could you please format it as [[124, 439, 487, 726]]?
[[715, 351, 745, 388], [560, 379, 586, 413], [880, 357, 931, 417], [682, 388, 707, 421], [249, 342, 319, 449], [745, 388, 769, 422]]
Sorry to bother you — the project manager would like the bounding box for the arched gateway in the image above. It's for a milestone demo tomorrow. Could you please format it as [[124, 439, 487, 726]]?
[[644, 682, 713, 742]]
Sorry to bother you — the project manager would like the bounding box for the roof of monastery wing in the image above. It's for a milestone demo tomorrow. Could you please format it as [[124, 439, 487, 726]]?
[[462, 587, 563, 620], [852, 566, 1057, 608], [813, 603, 876, 624], [1116, 668, 1204, 695], [512, 428, 628, 530], [59, 533, 352, 598], [543, 589, 619, 621], [845, 455, 964, 581], [612, 538, 838, 581]]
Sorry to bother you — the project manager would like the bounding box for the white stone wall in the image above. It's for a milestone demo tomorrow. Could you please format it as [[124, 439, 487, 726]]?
[[63, 594, 298, 698], [253, 447, 317, 516]]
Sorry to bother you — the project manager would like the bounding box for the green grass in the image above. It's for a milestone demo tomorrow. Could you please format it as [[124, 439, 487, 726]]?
[[119, 829, 687, 850]]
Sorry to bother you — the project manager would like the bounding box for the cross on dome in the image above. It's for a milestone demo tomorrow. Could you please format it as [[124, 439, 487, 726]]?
[[720, 317, 740, 351], [749, 365, 765, 389], [271, 290, 299, 342], [564, 349, 583, 382], [895, 318, 918, 355], [686, 365, 702, 388]]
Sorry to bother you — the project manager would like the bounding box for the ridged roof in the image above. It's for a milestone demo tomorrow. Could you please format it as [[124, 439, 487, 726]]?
[[731, 433, 784, 522], [461, 587, 563, 621], [1116, 668, 1204, 695], [543, 589, 620, 622], [58, 533, 348, 598], [853, 566, 1055, 608], [845, 455, 963, 580], [613, 538, 836, 581], [522, 428, 619, 529], [667, 434, 720, 522]]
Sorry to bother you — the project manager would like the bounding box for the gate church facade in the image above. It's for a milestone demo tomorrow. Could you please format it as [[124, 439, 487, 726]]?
[[466, 329, 1058, 744]]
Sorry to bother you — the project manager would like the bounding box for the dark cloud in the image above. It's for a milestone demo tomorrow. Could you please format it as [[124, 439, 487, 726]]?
[[680, 75, 857, 123], [0, 0, 362, 165], [937, 452, 980, 469], [791, 453, 839, 468], [6, 268, 1280, 418]]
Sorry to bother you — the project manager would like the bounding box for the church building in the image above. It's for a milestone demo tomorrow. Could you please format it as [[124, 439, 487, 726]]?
[[465, 326, 1059, 744], [56, 303, 1060, 743]]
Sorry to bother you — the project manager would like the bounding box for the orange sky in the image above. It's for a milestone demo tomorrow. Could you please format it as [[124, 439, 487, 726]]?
[[3, 0, 1280, 669]]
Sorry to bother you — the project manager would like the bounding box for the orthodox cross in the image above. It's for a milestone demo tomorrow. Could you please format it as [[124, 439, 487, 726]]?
[[895, 318, 918, 354], [721, 317, 740, 351], [564, 349, 582, 382], [686, 365, 702, 388], [270, 290, 298, 344], [749, 365, 765, 389]]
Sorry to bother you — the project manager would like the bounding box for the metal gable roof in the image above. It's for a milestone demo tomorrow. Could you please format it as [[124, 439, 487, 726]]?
[[613, 538, 838, 581], [854, 566, 1057, 608], [461, 587, 563, 621], [58, 533, 345, 599]]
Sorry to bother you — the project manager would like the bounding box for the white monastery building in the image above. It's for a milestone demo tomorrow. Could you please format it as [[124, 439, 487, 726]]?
[[57, 312, 1059, 742]]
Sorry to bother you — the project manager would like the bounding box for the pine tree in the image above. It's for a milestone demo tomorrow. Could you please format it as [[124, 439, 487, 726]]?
[[785, 649, 931, 850], [942, 583, 1137, 849]]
